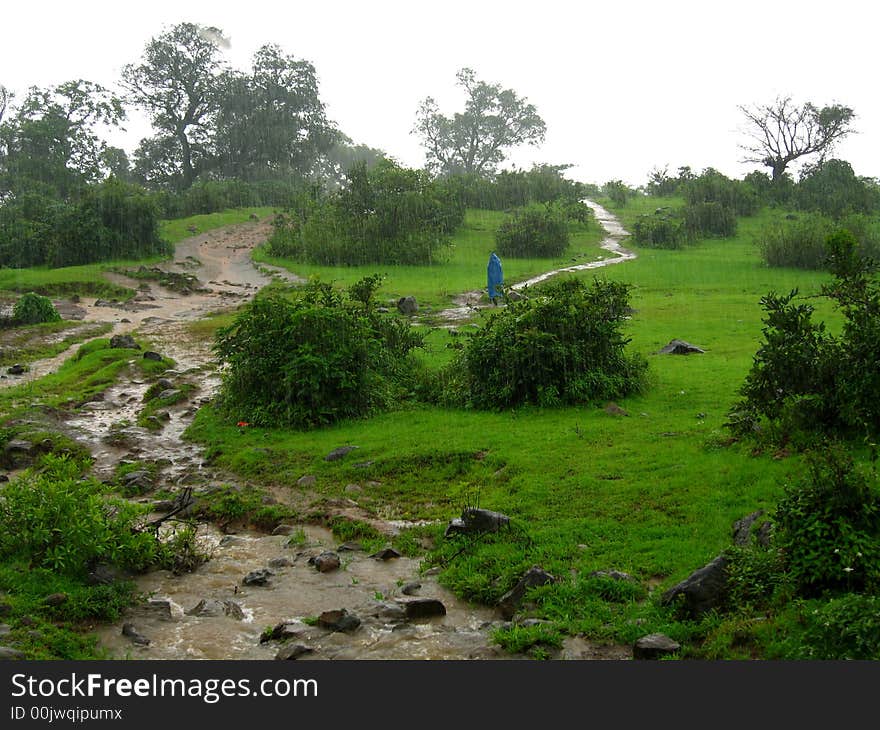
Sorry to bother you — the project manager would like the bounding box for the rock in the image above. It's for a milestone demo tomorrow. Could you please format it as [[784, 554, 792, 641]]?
[[732, 510, 771, 547], [43, 593, 68, 607], [7, 364, 27, 375], [268, 556, 294, 569], [506, 289, 525, 302], [324, 445, 358, 462], [318, 609, 361, 633], [185, 599, 245, 620], [589, 569, 637, 582], [122, 470, 153, 490], [0, 624, 10, 637], [309, 551, 340, 573], [242, 569, 273, 586], [401, 582, 421, 596], [157, 389, 182, 400], [336, 541, 362, 552], [370, 548, 402, 561], [121, 623, 150, 646], [396, 296, 419, 315], [296, 475, 317, 487], [109, 334, 140, 350], [445, 507, 510, 538], [261, 621, 310, 644], [661, 555, 728, 618], [272, 524, 298, 536], [0, 646, 25, 659], [633, 633, 681, 660], [134, 598, 181, 621], [604, 402, 629, 417], [0, 602, 12, 616], [219, 535, 245, 547], [155, 378, 174, 391], [2, 439, 35, 468], [656, 339, 705, 355], [344, 483, 362, 494], [400, 598, 446, 619], [143, 351, 163, 362], [275, 644, 314, 660], [86, 563, 125, 586], [498, 567, 557, 620], [0, 474, 7, 483]]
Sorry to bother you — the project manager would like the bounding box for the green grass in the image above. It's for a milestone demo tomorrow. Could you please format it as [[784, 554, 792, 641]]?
[[0, 262, 145, 301], [252, 208, 606, 312], [0, 321, 113, 367], [187, 197, 871, 657], [159, 207, 276, 244]]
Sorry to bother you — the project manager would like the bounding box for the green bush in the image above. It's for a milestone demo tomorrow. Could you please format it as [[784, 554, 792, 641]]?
[[682, 201, 737, 238], [795, 159, 880, 219], [12, 292, 61, 325], [774, 447, 880, 596], [631, 209, 686, 249], [683, 168, 759, 216], [451, 277, 648, 409], [0, 455, 160, 577], [777, 594, 880, 659], [214, 277, 425, 428], [495, 205, 569, 258]]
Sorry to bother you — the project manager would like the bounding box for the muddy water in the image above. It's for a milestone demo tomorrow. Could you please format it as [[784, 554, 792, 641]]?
[[435, 199, 634, 323], [95, 524, 510, 660]]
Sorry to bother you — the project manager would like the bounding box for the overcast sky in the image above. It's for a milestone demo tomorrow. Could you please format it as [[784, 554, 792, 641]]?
[[3, 0, 877, 187]]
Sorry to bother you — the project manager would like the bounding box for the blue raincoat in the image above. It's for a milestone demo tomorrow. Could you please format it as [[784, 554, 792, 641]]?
[[487, 252, 504, 300]]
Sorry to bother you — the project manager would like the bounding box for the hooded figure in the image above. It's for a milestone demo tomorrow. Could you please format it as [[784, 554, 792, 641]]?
[[487, 252, 504, 305]]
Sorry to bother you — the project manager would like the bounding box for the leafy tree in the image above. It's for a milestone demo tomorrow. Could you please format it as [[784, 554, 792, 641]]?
[[795, 159, 880, 219], [212, 44, 340, 181], [603, 180, 630, 207], [0, 80, 125, 198], [739, 96, 856, 183], [413, 68, 546, 176], [122, 22, 229, 189]]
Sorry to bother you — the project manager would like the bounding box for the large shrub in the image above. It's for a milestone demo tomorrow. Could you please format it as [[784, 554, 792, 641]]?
[[795, 159, 880, 219], [631, 208, 686, 249], [758, 212, 880, 270], [12, 292, 61, 325], [495, 205, 569, 258], [451, 277, 648, 409], [214, 277, 424, 428], [774, 447, 880, 596], [682, 201, 737, 238], [729, 231, 880, 444], [267, 160, 460, 265], [683, 168, 759, 216]]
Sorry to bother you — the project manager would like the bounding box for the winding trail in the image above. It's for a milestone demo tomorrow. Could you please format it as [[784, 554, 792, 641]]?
[[3, 202, 636, 661], [435, 199, 633, 323]]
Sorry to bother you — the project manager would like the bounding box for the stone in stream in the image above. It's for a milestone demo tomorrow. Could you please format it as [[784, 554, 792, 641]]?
[[242, 568, 274, 587], [185, 599, 245, 620], [121, 623, 151, 646], [336, 541, 363, 552], [275, 644, 314, 660], [399, 598, 446, 620], [261, 621, 311, 644], [318, 609, 361, 633], [401, 582, 421, 596], [632, 633, 680, 660], [268, 556, 295, 569], [370, 547, 402, 561], [143, 351, 163, 362], [7, 364, 27, 375], [309, 551, 341, 573], [396, 296, 419, 315]]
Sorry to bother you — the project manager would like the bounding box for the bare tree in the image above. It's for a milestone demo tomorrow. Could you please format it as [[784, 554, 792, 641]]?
[[739, 96, 855, 182]]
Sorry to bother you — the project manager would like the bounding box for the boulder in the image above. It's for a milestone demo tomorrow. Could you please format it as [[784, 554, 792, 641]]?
[[445, 507, 510, 538], [324, 446, 358, 462], [661, 555, 728, 617], [0, 646, 25, 659], [396, 296, 419, 315], [732, 510, 772, 548], [275, 644, 314, 660], [656, 339, 705, 355], [7, 364, 27, 375], [401, 582, 421, 596], [498, 567, 557, 620], [318, 609, 361, 633], [110, 334, 140, 350], [633, 633, 680, 660], [143, 351, 163, 362], [242, 568, 274, 587], [370, 548, 402, 561], [121, 623, 150, 646], [185, 599, 245, 620], [400, 598, 446, 620], [309, 551, 341, 573], [261, 621, 310, 644]]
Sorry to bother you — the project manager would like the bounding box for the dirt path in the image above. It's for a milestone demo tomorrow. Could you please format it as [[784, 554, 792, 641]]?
[[434, 200, 633, 323]]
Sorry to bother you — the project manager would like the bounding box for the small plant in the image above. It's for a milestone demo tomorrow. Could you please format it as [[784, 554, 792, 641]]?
[[12, 292, 62, 325]]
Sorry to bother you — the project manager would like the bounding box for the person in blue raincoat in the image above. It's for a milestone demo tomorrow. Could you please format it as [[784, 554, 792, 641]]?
[[487, 252, 504, 305]]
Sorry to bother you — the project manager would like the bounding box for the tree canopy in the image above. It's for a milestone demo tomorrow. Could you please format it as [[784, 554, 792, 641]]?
[[413, 68, 546, 177], [739, 96, 856, 182]]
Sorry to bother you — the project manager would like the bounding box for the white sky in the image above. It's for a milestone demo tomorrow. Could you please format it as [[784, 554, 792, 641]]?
[[2, 0, 877, 187]]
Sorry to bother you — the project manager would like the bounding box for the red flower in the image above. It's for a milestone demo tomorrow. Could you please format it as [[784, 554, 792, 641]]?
[[237, 421, 250, 428]]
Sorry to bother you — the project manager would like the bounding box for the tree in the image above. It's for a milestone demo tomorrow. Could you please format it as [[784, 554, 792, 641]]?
[[122, 22, 228, 189], [739, 96, 855, 183], [212, 44, 339, 181], [0, 80, 125, 198], [413, 68, 546, 177]]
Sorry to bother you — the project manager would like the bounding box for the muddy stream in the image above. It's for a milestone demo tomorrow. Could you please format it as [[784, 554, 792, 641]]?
[[8, 203, 634, 660]]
